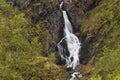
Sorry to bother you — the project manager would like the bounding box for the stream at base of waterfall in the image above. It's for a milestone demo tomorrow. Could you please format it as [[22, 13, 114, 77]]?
[[57, 1, 82, 80]]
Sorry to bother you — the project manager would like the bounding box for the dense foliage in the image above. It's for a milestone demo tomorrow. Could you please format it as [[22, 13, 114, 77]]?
[[80, 0, 120, 80], [91, 45, 120, 80], [0, 0, 68, 80], [0, 0, 120, 80]]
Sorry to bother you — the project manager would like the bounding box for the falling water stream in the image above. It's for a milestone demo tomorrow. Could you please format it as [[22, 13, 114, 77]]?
[[57, 1, 82, 80]]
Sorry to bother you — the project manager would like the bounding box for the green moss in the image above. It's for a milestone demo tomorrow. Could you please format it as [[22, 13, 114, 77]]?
[[91, 45, 120, 80], [80, 0, 120, 79], [0, 1, 69, 80]]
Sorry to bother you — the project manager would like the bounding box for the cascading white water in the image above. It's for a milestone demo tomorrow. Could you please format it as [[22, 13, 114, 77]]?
[[62, 10, 81, 69], [57, 1, 82, 80]]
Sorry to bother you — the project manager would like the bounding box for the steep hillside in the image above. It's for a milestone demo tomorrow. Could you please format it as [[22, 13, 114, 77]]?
[[0, 0, 120, 80], [0, 0, 69, 79], [80, 0, 120, 79]]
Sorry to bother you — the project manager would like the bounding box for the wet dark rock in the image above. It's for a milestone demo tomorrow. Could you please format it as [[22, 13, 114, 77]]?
[[70, 57, 74, 62], [62, 0, 102, 65], [67, 67, 73, 72], [7, 0, 102, 65]]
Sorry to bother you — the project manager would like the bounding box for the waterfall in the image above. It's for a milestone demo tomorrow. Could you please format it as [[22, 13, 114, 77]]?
[[57, 1, 82, 80]]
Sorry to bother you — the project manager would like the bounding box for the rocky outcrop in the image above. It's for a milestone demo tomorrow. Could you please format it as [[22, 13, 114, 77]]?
[[7, 0, 102, 64], [3, 0, 120, 79], [62, 0, 101, 64], [7, 0, 62, 56]]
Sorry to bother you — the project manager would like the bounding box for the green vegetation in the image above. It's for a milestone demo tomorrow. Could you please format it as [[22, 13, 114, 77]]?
[[91, 45, 120, 80], [0, 0, 68, 80], [80, 0, 120, 80], [0, 0, 120, 80]]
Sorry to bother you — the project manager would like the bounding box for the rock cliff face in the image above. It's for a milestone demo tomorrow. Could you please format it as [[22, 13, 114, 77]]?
[[62, 0, 101, 64], [8, 0, 62, 56], [7, 0, 102, 64], [1, 0, 120, 79], [7, 0, 119, 66]]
